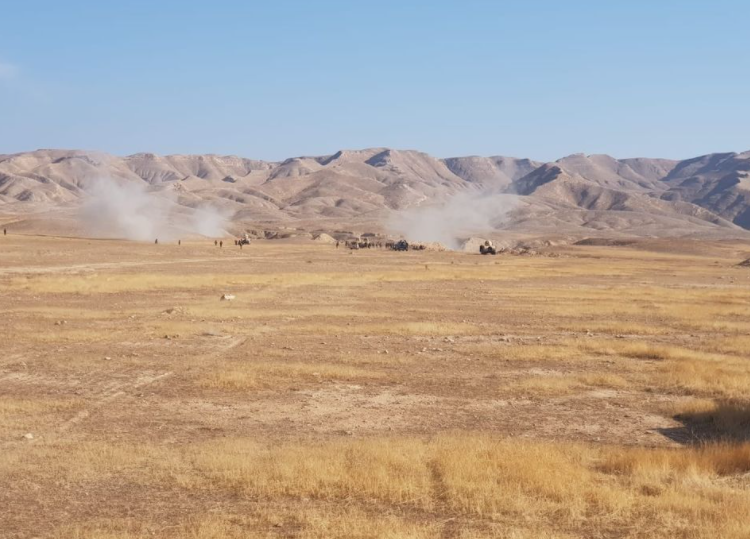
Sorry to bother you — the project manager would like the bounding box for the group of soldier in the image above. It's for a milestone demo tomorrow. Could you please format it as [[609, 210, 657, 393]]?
[[152, 239, 225, 247], [2, 228, 427, 255], [334, 239, 413, 251]]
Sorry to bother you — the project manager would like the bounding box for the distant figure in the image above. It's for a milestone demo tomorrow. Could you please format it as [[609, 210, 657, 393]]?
[[336, 241, 340, 249], [178, 240, 181, 246], [219, 240, 223, 248], [214, 240, 218, 246], [239, 242, 243, 249], [3, 228, 6, 236], [155, 239, 158, 245]]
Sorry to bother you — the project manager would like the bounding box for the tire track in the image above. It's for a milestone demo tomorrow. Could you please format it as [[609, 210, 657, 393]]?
[[2, 336, 245, 445], [57, 371, 173, 433], [0, 256, 250, 276]]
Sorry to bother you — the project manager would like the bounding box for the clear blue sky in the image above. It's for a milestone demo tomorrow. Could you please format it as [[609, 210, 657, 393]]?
[[1, 0, 748, 161]]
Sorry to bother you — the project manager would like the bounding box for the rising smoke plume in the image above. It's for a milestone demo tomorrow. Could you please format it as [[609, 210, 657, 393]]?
[[80, 177, 228, 240], [386, 191, 521, 250], [188, 204, 229, 238]]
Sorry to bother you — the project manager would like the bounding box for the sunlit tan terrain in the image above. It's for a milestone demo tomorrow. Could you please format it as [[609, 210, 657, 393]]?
[[2, 235, 750, 538]]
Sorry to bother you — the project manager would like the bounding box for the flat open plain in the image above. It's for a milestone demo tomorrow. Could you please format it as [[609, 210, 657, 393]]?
[[1, 236, 750, 538]]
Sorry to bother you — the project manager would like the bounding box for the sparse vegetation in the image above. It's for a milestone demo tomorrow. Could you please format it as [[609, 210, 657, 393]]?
[[2, 236, 750, 538], [200, 361, 384, 390]]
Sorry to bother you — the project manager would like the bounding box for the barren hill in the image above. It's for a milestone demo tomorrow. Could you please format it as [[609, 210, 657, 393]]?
[[1, 147, 749, 240]]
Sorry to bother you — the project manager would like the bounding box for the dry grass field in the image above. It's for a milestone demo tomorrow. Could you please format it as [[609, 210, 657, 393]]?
[[1, 235, 750, 538]]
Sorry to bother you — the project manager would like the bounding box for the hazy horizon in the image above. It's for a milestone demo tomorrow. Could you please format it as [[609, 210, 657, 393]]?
[[4, 145, 749, 164]]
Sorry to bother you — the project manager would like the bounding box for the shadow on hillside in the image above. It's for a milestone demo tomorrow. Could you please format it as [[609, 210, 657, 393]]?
[[658, 400, 750, 445]]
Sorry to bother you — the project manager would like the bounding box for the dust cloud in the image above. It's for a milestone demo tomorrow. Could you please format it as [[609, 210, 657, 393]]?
[[80, 177, 228, 240], [189, 204, 229, 238], [386, 191, 520, 250]]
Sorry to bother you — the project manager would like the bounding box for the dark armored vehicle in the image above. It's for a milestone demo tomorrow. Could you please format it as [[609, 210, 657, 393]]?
[[479, 241, 497, 255]]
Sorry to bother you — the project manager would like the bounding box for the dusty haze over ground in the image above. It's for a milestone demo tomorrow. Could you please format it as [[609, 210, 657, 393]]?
[[79, 177, 228, 241], [386, 193, 522, 250], [1, 148, 750, 244]]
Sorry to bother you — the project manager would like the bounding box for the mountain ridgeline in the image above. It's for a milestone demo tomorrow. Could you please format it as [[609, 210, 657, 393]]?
[[1, 148, 749, 238]]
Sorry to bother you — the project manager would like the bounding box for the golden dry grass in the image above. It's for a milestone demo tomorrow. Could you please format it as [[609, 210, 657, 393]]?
[[199, 361, 384, 391], [293, 320, 481, 336], [513, 372, 628, 396], [8, 266, 518, 294], [3, 237, 750, 538], [18, 434, 750, 538], [657, 356, 750, 398], [0, 397, 83, 416], [0, 397, 85, 438], [56, 508, 442, 539], [514, 375, 579, 395]]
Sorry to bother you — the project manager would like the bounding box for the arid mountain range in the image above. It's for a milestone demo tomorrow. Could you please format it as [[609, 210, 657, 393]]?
[[1, 148, 749, 240]]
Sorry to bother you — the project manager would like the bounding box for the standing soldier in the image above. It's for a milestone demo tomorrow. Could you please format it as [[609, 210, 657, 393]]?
[[155, 238, 158, 245], [219, 240, 223, 248]]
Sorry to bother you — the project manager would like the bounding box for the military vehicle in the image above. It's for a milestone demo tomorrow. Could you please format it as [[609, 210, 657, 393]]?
[[393, 240, 409, 251], [479, 240, 497, 255]]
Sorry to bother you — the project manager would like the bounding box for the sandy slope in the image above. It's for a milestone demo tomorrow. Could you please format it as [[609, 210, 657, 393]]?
[[1, 148, 749, 240]]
